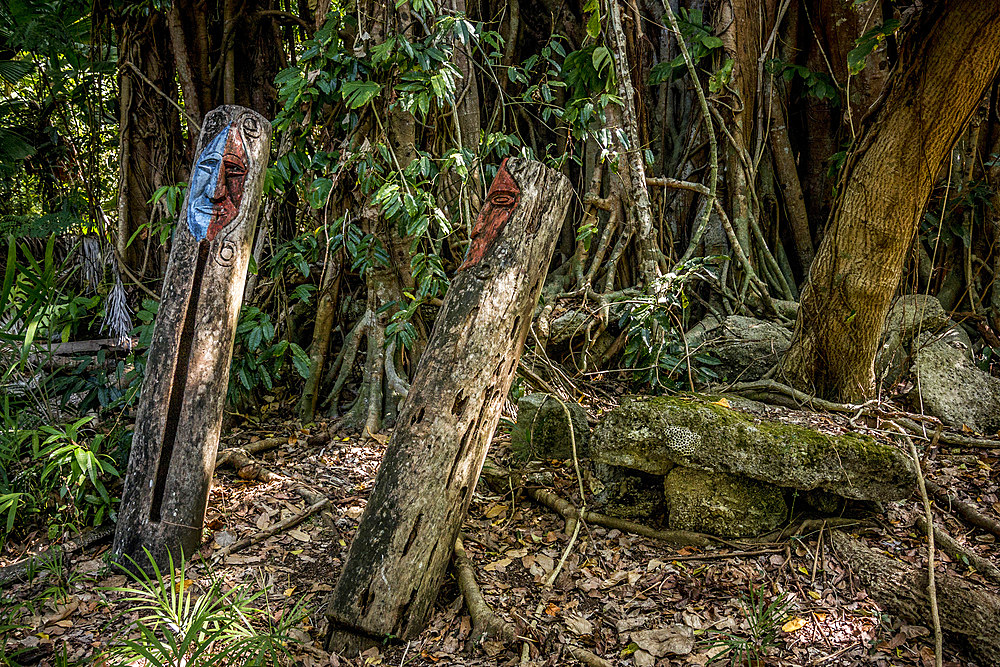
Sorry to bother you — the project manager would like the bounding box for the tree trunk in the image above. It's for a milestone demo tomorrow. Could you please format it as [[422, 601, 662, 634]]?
[[777, 1, 1000, 402], [114, 10, 184, 277], [323, 158, 573, 653], [607, 0, 659, 285], [112, 107, 271, 573]]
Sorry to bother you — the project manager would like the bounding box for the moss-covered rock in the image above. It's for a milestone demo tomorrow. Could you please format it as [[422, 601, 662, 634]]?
[[510, 393, 590, 461], [591, 395, 915, 501], [664, 467, 786, 538]]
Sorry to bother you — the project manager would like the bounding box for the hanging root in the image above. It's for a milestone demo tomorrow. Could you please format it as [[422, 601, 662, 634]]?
[[323, 311, 371, 416]]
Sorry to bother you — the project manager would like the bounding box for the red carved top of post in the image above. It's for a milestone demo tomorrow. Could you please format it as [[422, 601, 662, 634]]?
[[459, 158, 521, 271]]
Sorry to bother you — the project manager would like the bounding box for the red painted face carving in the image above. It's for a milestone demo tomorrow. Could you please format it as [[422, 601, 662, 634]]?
[[206, 124, 248, 242], [459, 159, 521, 271]]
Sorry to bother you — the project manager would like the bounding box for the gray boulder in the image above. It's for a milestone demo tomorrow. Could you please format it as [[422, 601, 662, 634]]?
[[913, 327, 1000, 434], [510, 393, 590, 460], [664, 467, 786, 538], [694, 315, 792, 382], [878, 294, 953, 384], [591, 394, 915, 501]]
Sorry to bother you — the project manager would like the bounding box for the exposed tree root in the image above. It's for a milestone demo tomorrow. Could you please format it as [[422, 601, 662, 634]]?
[[524, 486, 721, 548], [831, 530, 1000, 667], [924, 480, 1000, 540], [725, 380, 1000, 451], [453, 537, 612, 667], [322, 311, 371, 416], [915, 515, 1000, 586], [453, 536, 519, 644]]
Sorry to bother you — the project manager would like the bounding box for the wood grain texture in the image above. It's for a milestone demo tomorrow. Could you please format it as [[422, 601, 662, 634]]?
[[324, 158, 573, 652], [112, 105, 271, 573]]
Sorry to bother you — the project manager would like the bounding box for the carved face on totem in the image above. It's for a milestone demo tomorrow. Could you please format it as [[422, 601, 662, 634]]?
[[459, 158, 521, 271], [187, 120, 251, 242]]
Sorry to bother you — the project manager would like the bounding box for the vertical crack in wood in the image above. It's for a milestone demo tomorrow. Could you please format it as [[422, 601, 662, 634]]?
[[150, 241, 209, 523], [358, 580, 374, 617], [446, 422, 475, 487], [402, 513, 423, 557]]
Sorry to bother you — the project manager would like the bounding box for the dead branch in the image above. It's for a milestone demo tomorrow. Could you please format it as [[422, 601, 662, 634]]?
[[209, 498, 329, 564], [924, 480, 1000, 540]]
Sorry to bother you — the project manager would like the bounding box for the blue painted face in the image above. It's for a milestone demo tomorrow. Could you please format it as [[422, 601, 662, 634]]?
[[187, 124, 248, 242]]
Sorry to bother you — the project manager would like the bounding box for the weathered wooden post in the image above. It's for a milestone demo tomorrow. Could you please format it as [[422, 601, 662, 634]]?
[[324, 158, 573, 653], [112, 106, 271, 572]]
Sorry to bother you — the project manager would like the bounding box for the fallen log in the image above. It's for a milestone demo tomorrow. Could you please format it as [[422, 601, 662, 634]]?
[[324, 158, 573, 654], [831, 530, 1000, 666]]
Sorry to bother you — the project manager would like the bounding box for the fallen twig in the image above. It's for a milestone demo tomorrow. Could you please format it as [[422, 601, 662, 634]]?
[[924, 480, 1000, 540], [209, 498, 329, 564]]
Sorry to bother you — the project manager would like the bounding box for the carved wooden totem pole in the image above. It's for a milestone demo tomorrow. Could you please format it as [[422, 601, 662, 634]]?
[[325, 158, 573, 653], [113, 106, 270, 572]]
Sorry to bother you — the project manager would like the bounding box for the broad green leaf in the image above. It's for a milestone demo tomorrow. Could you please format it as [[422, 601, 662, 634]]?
[[342, 80, 381, 109]]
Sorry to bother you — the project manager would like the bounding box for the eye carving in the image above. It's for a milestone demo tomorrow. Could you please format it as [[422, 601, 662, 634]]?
[[242, 116, 261, 139], [224, 159, 246, 177], [489, 192, 517, 207]]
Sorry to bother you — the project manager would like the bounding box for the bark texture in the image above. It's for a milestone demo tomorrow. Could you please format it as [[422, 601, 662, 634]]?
[[778, 2, 1000, 401], [112, 107, 271, 573], [114, 10, 184, 275], [324, 158, 573, 652], [832, 531, 1000, 666]]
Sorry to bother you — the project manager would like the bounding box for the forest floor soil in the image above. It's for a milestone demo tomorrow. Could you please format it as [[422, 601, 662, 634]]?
[[2, 396, 999, 666]]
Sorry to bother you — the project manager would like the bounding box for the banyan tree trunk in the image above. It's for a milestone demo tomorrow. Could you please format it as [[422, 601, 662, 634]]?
[[323, 158, 573, 653], [777, 0, 1000, 402]]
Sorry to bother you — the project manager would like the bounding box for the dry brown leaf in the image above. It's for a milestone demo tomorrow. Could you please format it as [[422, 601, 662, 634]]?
[[563, 613, 593, 636]]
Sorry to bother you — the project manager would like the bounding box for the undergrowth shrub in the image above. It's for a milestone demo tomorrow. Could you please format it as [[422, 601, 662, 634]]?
[[106, 552, 306, 667]]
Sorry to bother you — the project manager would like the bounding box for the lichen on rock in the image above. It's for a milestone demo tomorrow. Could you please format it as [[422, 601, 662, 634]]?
[[591, 394, 915, 501], [664, 467, 786, 538]]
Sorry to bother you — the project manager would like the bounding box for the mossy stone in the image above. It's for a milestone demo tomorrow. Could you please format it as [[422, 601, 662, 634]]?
[[664, 467, 786, 538], [510, 393, 590, 461], [591, 394, 915, 501]]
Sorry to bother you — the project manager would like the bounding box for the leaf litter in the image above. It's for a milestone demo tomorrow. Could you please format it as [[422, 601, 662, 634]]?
[[0, 404, 997, 667]]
